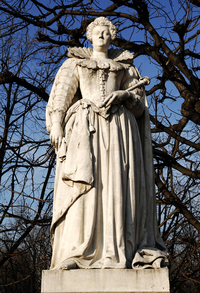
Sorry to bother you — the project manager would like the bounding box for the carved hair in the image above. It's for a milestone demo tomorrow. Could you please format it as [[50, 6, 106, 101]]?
[[86, 17, 117, 42]]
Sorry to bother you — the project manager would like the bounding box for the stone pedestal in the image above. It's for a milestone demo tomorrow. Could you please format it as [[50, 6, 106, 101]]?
[[41, 268, 170, 293]]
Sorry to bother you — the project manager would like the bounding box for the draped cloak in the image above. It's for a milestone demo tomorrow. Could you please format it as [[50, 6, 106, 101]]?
[[46, 47, 168, 270]]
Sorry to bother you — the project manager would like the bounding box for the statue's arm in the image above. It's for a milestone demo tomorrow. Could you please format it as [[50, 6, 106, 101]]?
[[46, 58, 79, 151], [121, 66, 145, 118]]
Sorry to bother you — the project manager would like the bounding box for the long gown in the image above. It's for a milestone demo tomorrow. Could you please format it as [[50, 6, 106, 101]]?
[[46, 47, 167, 270]]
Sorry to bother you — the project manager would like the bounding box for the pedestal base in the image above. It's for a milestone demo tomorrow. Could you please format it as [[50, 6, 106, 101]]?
[[41, 268, 170, 293]]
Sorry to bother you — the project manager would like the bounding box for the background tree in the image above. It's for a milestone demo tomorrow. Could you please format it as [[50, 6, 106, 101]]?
[[0, 1, 200, 292]]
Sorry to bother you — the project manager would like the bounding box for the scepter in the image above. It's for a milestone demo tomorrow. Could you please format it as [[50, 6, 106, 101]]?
[[126, 76, 150, 91]]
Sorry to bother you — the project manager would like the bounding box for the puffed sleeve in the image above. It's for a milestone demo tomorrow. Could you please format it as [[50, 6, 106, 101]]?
[[46, 58, 79, 132], [121, 65, 145, 118]]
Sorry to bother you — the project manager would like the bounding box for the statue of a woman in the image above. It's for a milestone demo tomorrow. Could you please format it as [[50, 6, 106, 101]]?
[[46, 17, 167, 270]]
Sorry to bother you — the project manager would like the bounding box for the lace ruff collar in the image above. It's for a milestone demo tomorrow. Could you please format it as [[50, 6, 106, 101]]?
[[68, 47, 133, 71]]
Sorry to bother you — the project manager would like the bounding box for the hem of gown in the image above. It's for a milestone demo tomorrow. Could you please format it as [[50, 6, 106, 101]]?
[[51, 258, 127, 270]]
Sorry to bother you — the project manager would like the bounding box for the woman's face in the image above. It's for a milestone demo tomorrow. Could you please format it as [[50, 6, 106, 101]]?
[[91, 25, 111, 52]]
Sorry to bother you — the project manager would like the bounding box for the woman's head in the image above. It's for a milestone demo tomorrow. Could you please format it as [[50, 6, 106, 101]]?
[[86, 17, 117, 43]]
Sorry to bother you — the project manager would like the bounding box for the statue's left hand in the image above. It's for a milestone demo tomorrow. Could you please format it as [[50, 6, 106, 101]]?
[[100, 90, 131, 108]]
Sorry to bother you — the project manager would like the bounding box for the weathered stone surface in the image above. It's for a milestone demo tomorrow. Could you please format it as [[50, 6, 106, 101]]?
[[41, 268, 170, 293], [46, 16, 168, 271]]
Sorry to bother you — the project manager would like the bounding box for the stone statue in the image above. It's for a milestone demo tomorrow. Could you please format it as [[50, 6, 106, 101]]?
[[46, 17, 168, 270]]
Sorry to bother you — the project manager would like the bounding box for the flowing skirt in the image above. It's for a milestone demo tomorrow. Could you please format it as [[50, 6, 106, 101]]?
[[50, 105, 156, 269]]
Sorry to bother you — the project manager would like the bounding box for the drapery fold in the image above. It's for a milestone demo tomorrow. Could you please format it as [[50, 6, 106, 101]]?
[[50, 103, 167, 270]]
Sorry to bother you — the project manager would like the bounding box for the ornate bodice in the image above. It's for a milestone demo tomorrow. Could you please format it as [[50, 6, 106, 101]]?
[[77, 62, 125, 106]]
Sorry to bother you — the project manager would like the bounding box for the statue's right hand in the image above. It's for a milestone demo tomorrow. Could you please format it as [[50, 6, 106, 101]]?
[[50, 122, 64, 151]]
